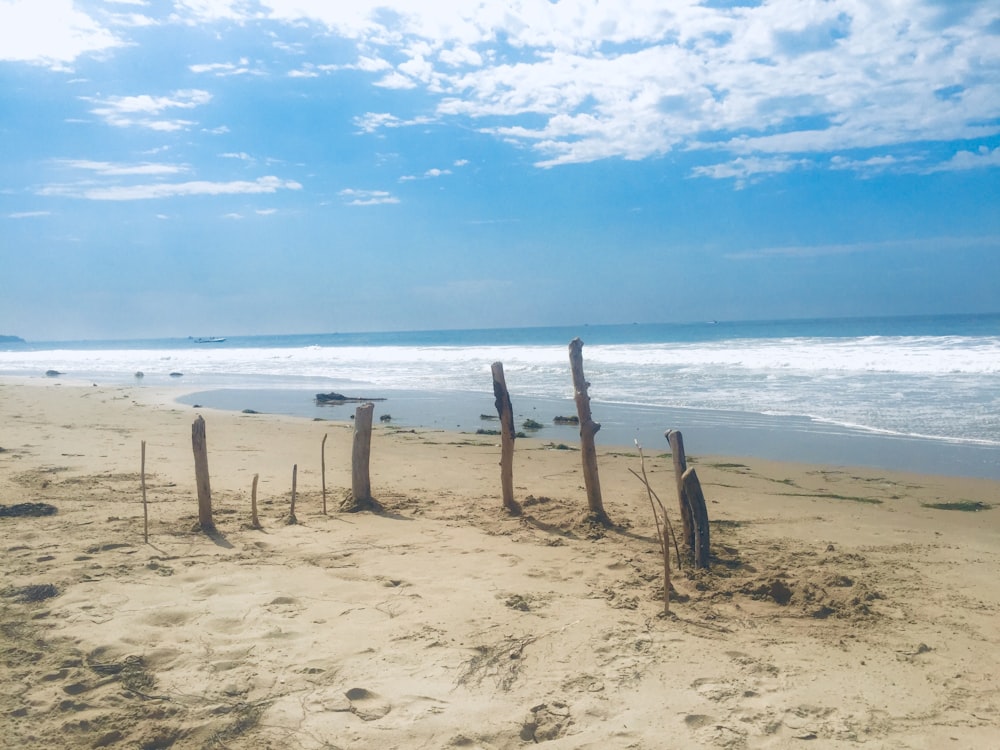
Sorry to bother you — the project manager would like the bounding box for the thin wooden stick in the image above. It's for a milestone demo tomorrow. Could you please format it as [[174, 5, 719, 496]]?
[[630, 467, 682, 569], [251, 473, 261, 529], [289, 464, 298, 524], [632, 443, 669, 615], [321, 433, 328, 515], [141, 440, 148, 544]]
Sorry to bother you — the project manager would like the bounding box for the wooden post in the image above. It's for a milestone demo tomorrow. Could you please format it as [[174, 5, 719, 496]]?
[[251, 473, 261, 529], [666, 429, 694, 555], [682, 467, 711, 569], [191, 415, 214, 531], [141, 440, 148, 544], [568, 338, 609, 524], [348, 402, 374, 509], [492, 362, 522, 516], [321, 433, 328, 515], [289, 464, 298, 524]]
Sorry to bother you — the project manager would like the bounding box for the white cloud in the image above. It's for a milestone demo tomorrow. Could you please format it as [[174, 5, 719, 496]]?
[[399, 167, 452, 182], [105, 11, 159, 28], [354, 112, 401, 133], [246, 1, 999, 173], [338, 188, 399, 206], [189, 59, 257, 76], [39, 176, 303, 201], [84, 89, 212, 130], [374, 71, 418, 90], [8, 1, 997, 176], [923, 146, 1000, 173], [0, 0, 123, 69], [353, 111, 433, 133], [691, 156, 810, 186], [56, 159, 188, 176], [7, 210, 51, 219]]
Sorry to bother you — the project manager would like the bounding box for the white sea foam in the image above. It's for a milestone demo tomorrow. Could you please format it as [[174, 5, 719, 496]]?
[[2, 335, 998, 446]]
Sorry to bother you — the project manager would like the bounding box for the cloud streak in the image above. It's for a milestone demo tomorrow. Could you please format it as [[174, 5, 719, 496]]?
[[39, 176, 302, 201], [338, 189, 399, 206], [726, 236, 1000, 261], [84, 89, 212, 130]]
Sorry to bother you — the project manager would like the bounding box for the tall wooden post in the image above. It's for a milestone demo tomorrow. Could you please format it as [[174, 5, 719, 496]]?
[[251, 473, 261, 529], [492, 361, 522, 515], [191, 415, 214, 531], [289, 464, 298, 524], [141, 440, 148, 543], [350, 402, 374, 508], [568, 338, 609, 524], [321, 433, 328, 515], [666, 429, 694, 553]]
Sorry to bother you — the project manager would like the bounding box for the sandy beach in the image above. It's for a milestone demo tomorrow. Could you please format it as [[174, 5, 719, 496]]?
[[2, 379, 998, 749]]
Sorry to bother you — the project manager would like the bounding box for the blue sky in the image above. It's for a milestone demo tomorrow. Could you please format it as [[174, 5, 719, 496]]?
[[1, 0, 998, 340]]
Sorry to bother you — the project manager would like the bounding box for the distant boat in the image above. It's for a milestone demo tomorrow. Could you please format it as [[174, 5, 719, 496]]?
[[191, 336, 226, 343]]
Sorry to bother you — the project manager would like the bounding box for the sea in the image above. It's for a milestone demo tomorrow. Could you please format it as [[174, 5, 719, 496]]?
[[2, 314, 999, 480]]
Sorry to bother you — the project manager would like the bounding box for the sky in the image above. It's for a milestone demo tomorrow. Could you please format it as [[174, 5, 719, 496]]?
[[1, 0, 999, 341]]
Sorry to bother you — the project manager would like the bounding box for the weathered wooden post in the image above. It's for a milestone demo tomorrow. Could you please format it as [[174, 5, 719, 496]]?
[[343, 402, 374, 511], [666, 429, 694, 553], [568, 338, 610, 524], [682, 467, 711, 569], [492, 361, 522, 516], [141, 440, 148, 543], [288, 464, 298, 524], [191, 415, 214, 531], [250, 473, 261, 529], [321, 433, 328, 515]]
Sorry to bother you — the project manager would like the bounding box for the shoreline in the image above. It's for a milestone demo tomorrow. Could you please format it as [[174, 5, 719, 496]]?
[[175, 385, 1000, 481], [2, 379, 999, 749], [5, 374, 998, 480]]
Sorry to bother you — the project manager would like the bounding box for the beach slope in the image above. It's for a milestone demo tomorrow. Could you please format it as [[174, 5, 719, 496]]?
[[1, 381, 998, 749]]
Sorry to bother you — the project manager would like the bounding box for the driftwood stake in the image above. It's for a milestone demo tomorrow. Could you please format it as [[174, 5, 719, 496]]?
[[288, 464, 298, 524], [568, 338, 609, 524], [666, 429, 694, 554], [682, 467, 711, 569], [344, 402, 375, 510], [491, 361, 522, 516], [141, 440, 148, 543], [191, 415, 214, 531], [251, 473, 261, 529], [321, 433, 328, 515]]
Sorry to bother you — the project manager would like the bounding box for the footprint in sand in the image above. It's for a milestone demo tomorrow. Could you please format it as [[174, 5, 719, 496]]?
[[345, 687, 391, 721], [520, 701, 572, 743]]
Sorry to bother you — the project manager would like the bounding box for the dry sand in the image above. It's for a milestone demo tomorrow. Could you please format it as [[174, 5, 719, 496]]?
[[1, 379, 998, 749]]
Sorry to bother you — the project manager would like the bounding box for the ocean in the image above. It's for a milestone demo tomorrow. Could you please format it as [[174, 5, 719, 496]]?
[[2, 314, 999, 479]]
